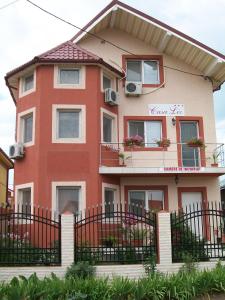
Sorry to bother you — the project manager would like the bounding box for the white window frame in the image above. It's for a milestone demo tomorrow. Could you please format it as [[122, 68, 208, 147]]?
[[128, 190, 164, 211], [52, 181, 86, 217], [52, 104, 86, 143], [54, 65, 86, 89], [19, 70, 36, 98], [15, 182, 34, 215], [17, 107, 36, 147], [101, 108, 117, 144], [128, 120, 162, 147], [102, 183, 120, 222], [101, 69, 116, 92], [126, 60, 160, 84]]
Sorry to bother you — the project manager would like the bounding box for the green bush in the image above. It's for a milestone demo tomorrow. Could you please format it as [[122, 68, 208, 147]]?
[[1, 264, 225, 299], [65, 261, 95, 279]]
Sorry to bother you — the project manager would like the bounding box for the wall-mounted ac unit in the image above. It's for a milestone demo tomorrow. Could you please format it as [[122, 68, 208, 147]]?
[[105, 88, 119, 105], [9, 143, 24, 160], [125, 82, 142, 96]]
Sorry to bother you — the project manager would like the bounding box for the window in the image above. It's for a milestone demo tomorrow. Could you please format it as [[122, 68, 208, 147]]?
[[129, 120, 162, 147], [59, 69, 80, 85], [103, 75, 112, 90], [57, 110, 80, 139], [127, 60, 159, 84], [129, 190, 164, 215], [56, 186, 80, 214], [15, 183, 33, 215], [17, 108, 35, 146], [23, 114, 33, 143], [104, 188, 115, 217], [103, 115, 113, 143], [23, 74, 34, 92], [52, 104, 86, 143]]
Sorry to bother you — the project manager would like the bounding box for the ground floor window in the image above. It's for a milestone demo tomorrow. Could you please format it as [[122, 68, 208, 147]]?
[[129, 189, 164, 215], [56, 186, 80, 214], [104, 188, 115, 217]]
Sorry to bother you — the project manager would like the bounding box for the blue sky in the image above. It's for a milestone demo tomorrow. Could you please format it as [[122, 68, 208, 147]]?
[[0, 0, 225, 185]]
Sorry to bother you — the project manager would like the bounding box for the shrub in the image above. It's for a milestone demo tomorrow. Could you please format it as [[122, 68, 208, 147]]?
[[65, 261, 95, 279]]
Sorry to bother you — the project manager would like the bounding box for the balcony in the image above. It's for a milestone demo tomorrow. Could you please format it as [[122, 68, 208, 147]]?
[[99, 142, 225, 175]]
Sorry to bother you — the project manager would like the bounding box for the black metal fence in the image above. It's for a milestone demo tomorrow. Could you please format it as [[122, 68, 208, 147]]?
[[171, 202, 225, 262], [0, 205, 61, 266], [74, 203, 157, 264]]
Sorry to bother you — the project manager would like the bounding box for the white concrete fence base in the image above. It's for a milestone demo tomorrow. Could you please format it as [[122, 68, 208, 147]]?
[[0, 211, 223, 282]]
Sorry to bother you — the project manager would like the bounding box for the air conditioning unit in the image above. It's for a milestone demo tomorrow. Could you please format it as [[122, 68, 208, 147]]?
[[9, 143, 24, 160], [125, 82, 142, 96], [105, 88, 119, 106]]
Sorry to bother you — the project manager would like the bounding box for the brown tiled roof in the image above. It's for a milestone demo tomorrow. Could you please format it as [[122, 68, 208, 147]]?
[[6, 41, 123, 78]]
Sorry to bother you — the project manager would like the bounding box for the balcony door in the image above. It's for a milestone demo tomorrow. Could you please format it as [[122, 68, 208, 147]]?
[[180, 121, 200, 167]]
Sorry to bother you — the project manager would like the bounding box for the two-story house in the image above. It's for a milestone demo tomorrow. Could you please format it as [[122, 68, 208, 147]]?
[[5, 0, 225, 215]]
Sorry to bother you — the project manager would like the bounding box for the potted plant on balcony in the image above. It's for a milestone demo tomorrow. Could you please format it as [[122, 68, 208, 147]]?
[[123, 135, 144, 148], [211, 151, 220, 167], [156, 138, 171, 148], [102, 235, 118, 248], [187, 138, 205, 148], [118, 152, 131, 166]]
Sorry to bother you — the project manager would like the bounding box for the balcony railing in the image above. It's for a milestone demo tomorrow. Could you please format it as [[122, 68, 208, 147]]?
[[100, 142, 225, 169]]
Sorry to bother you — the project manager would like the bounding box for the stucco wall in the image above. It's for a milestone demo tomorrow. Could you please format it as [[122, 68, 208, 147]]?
[[0, 162, 7, 205]]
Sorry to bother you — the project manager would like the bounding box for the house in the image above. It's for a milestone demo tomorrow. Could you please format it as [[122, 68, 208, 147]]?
[[0, 148, 13, 206], [5, 0, 225, 215]]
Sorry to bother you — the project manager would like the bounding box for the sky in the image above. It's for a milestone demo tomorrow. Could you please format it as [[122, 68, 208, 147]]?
[[0, 0, 225, 186]]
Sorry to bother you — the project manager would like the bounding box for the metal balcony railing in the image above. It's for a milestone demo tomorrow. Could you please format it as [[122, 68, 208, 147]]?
[[99, 142, 225, 169]]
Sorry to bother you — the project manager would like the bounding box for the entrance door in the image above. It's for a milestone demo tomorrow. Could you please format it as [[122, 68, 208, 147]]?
[[180, 121, 200, 167], [181, 192, 203, 237]]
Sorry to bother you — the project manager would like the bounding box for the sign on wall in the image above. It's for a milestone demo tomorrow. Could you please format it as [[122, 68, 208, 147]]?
[[148, 104, 185, 116]]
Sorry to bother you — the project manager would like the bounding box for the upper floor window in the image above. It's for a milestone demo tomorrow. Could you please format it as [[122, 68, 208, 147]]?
[[23, 74, 34, 92], [127, 60, 159, 84], [103, 114, 113, 143], [17, 107, 35, 147], [19, 71, 36, 97], [52, 104, 86, 143], [129, 120, 162, 147], [59, 68, 80, 85], [103, 74, 112, 90]]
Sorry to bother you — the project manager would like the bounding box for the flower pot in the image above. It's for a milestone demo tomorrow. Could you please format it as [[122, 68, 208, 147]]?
[[211, 163, 218, 167]]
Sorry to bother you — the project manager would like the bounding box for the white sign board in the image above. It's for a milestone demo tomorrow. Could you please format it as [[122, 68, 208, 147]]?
[[148, 104, 185, 116]]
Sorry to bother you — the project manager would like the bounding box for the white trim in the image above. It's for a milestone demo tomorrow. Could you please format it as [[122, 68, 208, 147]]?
[[52, 104, 86, 143], [54, 65, 86, 89], [51, 181, 86, 215], [101, 107, 118, 143], [17, 107, 36, 147], [15, 182, 34, 214], [19, 69, 36, 98]]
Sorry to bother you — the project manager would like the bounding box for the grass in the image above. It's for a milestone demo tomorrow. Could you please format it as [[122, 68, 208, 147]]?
[[1, 263, 225, 299]]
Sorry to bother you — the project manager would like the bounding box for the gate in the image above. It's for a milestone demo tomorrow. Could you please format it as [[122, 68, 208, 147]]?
[[74, 203, 157, 264], [171, 202, 225, 262]]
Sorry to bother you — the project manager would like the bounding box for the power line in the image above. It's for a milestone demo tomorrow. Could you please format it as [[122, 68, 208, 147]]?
[[0, 0, 20, 10], [26, 0, 204, 78]]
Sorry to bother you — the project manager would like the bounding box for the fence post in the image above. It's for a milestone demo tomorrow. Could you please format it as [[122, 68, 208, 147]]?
[[61, 212, 74, 267], [157, 211, 172, 266]]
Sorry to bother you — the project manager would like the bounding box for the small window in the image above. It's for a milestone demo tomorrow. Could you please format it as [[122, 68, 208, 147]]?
[[57, 110, 80, 139], [129, 191, 145, 216], [126, 60, 159, 84], [23, 74, 34, 92], [103, 115, 113, 143], [104, 188, 114, 217], [23, 114, 33, 143], [56, 186, 80, 214], [103, 75, 111, 90], [59, 69, 80, 85], [19, 188, 31, 214], [128, 120, 162, 147]]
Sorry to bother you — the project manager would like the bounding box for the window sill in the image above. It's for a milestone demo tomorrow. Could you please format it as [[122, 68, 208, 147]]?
[[52, 138, 85, 144]]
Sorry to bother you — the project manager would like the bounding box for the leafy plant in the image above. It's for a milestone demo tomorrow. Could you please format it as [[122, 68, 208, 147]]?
[[187, 138, 205, 148], [130, 227, 147, 240], [65, 261, 95, 279], [179, 252, 198, 273], [102, 235, 118, 247], [143, 254, 157, 276], [123, 135, 144, 147], [156, 138, 171, 148], [118, 152, 131, 166]]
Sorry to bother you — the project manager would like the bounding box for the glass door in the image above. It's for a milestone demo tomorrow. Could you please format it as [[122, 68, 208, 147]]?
[[180, 121, 200, 167]]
